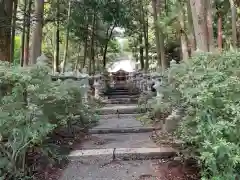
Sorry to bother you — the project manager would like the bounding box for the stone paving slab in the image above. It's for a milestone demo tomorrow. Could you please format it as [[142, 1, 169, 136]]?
[[81, 133, 158, 149], [94, 115, 143, 129], [108, 94, 139, 99], [59, 160, 158, 180], [90, 114, 159, 134], [60, 101, 177, 179], [99, 114, 139, 118], [106, 98, 139, 104], [99, 104, 139, 115], [89, 127, 159, 134], [68, 147, 176, 161], [115, 147, 176, 160]]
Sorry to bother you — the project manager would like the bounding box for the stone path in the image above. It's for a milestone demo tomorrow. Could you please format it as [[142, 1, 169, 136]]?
[[59, 89, 176, 180]]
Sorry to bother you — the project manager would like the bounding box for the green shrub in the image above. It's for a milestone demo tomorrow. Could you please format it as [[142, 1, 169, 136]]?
[[149, 52, 240, 179], [0, 61, 98, 179]]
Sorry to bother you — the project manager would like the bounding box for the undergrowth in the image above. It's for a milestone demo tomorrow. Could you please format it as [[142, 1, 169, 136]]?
[[144, 52, 240, 179], [0, 61, 98, 179]]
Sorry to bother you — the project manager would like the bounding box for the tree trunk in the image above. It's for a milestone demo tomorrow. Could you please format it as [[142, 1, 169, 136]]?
[[186, 0, 196, 54], [151, 0, 161, 67], [103, 25, 115, 68], [140, 0, 149, 71], [229, 0, 237, 48], [54, 0, 60, 72], [30, 0, 44, 64], [0, 0, 14, 62], [75, 44, 81, 70], [157, 0, 166, 69], [62, 0, 71, 72], [21, 0, 28, 66], [144, 18, 149, 71], [10, 0, 18, 63], [217, 12, 222, 51], [83, 14, 89, 68], [139, 33, 144, 70], [90, 13, 96, 74], [178, 4, 189, 61], [24, 0, 32, 66], [205, 0, 214, 52], [189, 0, 208, 52]]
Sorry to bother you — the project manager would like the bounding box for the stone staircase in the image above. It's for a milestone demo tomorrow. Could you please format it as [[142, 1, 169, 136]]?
[[59, 86, 176, 180], [104, 87, 140, 104]]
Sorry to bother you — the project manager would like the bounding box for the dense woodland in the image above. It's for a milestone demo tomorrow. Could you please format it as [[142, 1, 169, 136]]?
[[0, 0, 240, 179], [0, 0, 239, 71]]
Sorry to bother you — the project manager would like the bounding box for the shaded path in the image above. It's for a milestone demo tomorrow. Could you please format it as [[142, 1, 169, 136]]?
[[59, 88, 176, 180]]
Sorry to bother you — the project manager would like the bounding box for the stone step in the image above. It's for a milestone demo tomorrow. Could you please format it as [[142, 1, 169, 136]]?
[[92, 114, 153, 133], [80, 133, 159, 149], [98, 113, 139, 118], [98, 104, 140, 115], [60, 159, 159, 180], [89, 127, 160, 134], [68, 147, 176, 161], [105, 92, 138, 96], [108, 94, 139, 99], [106, 98, 138, 104]]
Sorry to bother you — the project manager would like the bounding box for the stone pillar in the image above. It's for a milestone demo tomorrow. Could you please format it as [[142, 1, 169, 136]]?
[[93, 74, 102, 99], [81, 67, 90, 102], [153, 77, 163, 105], [168, 59, 177, 83], [136, 74, 141, 90], [147, 75, 153, 92]]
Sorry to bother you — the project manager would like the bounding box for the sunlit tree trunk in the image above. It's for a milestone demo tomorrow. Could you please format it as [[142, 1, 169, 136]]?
[[21, 0, 28, 66], [10, 0, 18, 63], [30, 0, 44, 64], [205, 0, 214, 51], [186, 0, 196, 54], [217, 12, 222, 51], [229, 0, 237, 48], [189, 0, 208, 52]]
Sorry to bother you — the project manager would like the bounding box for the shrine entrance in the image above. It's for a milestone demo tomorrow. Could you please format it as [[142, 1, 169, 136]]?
[[111, 69, 129, 88], [112, 69, 128, 81]]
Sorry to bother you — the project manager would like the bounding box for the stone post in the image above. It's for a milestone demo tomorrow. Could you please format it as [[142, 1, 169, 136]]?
[[146, 74, 153, 92], [81, 67, 89, 102], [153, 77, 163, 105], [168, 59, 177, 83], [143, 74, 148, 92], [93, 74, 102, 99]]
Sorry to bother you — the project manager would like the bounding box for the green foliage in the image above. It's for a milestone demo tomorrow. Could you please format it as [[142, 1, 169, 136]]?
[[108, 39, 121, 53], [0, 62, 98, 179], [13, 36, 21, 65], [149, 52, 240, 179]]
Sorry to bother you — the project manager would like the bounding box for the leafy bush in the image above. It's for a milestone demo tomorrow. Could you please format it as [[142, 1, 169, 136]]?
[[0, 61, 98, 179], [149, 52, 240, 179]]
